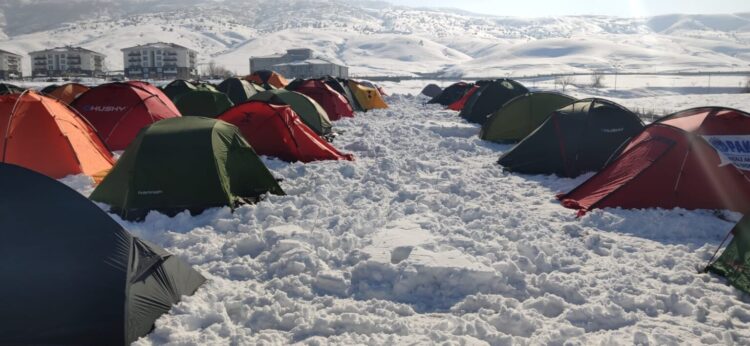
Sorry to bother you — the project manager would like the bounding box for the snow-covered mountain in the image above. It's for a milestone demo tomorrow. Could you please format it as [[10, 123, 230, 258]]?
[[1, 0, 749, 77]]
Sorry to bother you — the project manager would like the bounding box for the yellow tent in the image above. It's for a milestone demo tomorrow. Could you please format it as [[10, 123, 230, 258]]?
[[348, 80, 388, 110]]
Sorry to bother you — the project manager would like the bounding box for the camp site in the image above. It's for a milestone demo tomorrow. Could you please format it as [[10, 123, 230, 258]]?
[[1, 0, 750, 344]]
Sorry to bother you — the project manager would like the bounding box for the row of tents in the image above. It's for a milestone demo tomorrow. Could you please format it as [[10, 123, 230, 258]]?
[[426, 80, 750, 296], [0, 73, 388, 221], [0, 71, 390, 343]]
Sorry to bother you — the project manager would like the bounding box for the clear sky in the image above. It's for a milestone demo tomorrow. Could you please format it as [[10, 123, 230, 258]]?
[[383, 0, 750, 17]]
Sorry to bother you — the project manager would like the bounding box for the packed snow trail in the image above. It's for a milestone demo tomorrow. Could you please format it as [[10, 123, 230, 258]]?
[[69, 95, 750, 344]]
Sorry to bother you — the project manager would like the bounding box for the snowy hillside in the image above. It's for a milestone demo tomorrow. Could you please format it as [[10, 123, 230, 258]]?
[[0, 1, 749, 76]]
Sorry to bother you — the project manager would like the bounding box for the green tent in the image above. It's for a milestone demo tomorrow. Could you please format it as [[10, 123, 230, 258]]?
[[90, 117, 284, 220], [707, 215, 750, 294], [498, 98, 644, 177], [217, 77, 259, 104], [161, 80, 218, 101], [480, 92, 576, 143], [173, 89, 234, 118], [0, 83, 26, 95], [460, 79, 529, 124], [248, 89, 332, 136], [0, 162, 205, 345]]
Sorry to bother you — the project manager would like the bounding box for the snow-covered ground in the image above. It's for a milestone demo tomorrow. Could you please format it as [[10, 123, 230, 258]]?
[[55, 82, 750, 344]]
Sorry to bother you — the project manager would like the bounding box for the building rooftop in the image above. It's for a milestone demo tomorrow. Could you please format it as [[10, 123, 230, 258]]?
[[274, 58, 343, 67], [0, 49, 22, 57], [121, 42, 196, 52], [29, 46, 104, 55]]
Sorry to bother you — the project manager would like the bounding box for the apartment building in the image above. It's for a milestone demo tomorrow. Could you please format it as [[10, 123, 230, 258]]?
[[29, 46, 105, 77], [122, 42, 197, 80]]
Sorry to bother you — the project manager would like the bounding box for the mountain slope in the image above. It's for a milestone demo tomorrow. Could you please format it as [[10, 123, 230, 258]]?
[[0, 1, 749, 77]]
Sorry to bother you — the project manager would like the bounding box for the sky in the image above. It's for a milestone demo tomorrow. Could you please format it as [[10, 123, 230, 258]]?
[[384, 0, 750, 17]]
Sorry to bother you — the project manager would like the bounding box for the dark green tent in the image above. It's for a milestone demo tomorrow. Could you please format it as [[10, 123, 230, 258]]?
[[336, 78, 365, 112], [428, 82, 473, 105], [318, 76, 360, 112], [161, 79, 197, 100], [0, 83, 26, 95], [248, 89, 333, 135], [480, 92, 576, 143], [459, 79, 529, 124], [161, 80, 218, 101], [421, 83, 443, 98], [217, 77, 259, 104], [173, 88, 234, 118], [0, 163, 205, 345], [90, 117, 284, 220], [498, 98, 644, 177], [708, 215, 750, 294]]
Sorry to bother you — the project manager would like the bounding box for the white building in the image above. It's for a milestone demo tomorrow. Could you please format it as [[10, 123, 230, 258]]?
[[29, 46, 105, 77], [0, 49, 22, 80], [249, 49, 348, 79], [121, 42, 197, 80]]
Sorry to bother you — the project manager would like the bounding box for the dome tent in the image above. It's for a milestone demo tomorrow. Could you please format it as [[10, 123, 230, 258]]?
[[447, 85, 479, 111], [173, 88, 234, 118], [47, 82, 90, 105], [347, 80, 388, 110], [72, 81, 181, 150], [0, 163, 205, 345], [459, 79, 529, 124], [560, 107, 750, 214], [246, 70, 289, 89], [217, 77, 259, 104], [286, 79, 354, 120], [333, 77, 364, 112], [161, 79, 218, 101], [161, 79, 197, 100], [706, 214, 750, 295], [428, 82, 473, 106], [0, 91, 114, 179], [0, 83, 25, 95], [498, 98, 643, 178], [90, 117, 284, 220], [40, 84, 60, 94], [218, 101, 353, 162], [248, 89, 333, 136], [420, 83, 442, 98], [480, 92, 576, 143]]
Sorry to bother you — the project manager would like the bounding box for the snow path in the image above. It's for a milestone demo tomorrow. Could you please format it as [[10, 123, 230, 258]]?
[[67, 94, 750, 345]]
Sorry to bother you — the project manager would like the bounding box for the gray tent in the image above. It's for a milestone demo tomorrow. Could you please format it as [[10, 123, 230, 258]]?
[[0, 163, 205, 345]]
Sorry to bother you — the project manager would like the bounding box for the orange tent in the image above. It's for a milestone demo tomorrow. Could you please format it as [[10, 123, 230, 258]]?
[[0, 91, 114, 179], [47, 82, 90, 105], [245, 70, 289, 88]]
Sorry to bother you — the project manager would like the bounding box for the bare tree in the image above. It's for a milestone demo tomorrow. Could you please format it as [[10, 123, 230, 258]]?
[[590, 72, 605, 88], [555, 75, 574, 92], [743, 76, 750, 93], [202, 61, 233, 79]]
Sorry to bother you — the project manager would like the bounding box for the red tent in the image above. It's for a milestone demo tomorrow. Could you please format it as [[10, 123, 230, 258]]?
[[447, 85, 479, 111], [560, 107, 750, 215], [72, 81, 181, 150], [288, 79, 354, 121], [218, 101, 354, 163]]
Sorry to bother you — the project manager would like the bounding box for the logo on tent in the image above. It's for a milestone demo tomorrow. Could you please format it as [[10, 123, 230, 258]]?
[[703, 135, 750, 171], [137, 190, 164, 195], [84, 105, 129, 112]]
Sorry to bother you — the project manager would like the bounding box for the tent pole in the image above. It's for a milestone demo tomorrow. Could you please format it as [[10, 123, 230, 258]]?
[[702, 227, 734, 273]]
